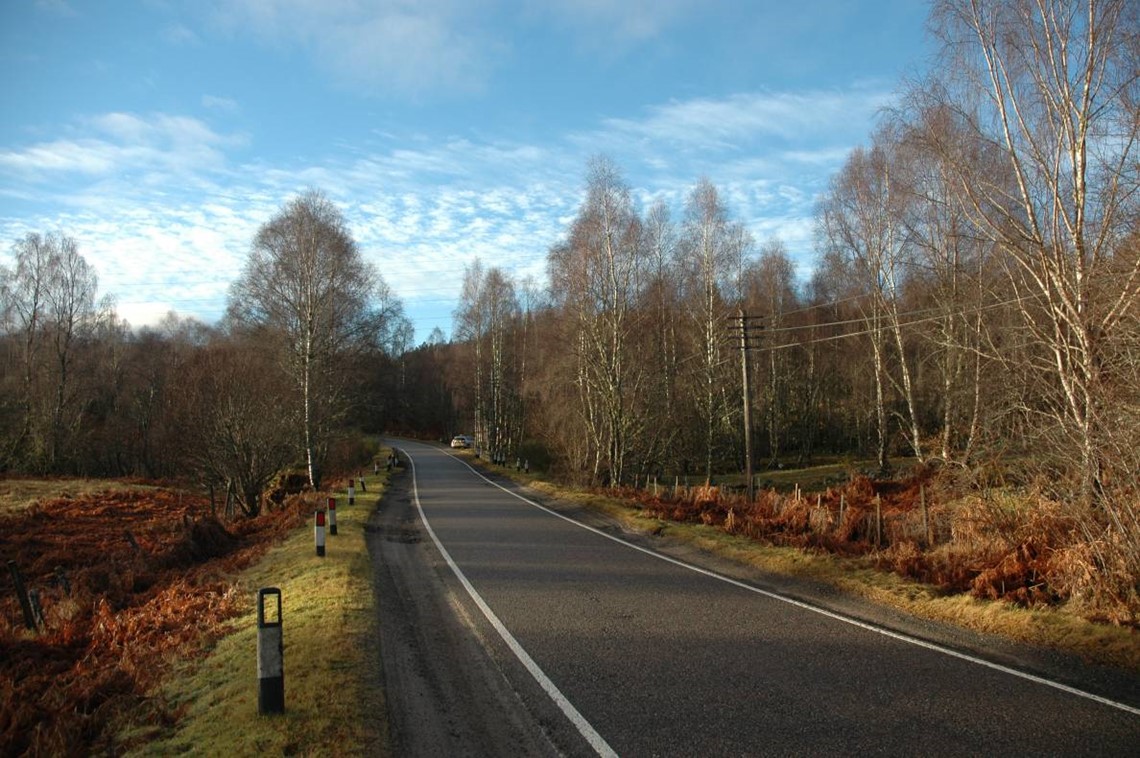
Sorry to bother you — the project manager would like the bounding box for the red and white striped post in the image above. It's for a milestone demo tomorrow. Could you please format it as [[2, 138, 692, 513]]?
[[327, 497, 338, 536], [347, 482, 355, 506], [314, 510, 326, 557]]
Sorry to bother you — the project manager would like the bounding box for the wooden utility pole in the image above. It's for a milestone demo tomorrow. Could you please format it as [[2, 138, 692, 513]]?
[[734, 310, 763, 503]]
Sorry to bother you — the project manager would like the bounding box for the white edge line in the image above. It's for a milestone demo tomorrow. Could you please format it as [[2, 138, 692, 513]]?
[[441, 449, 1140, 719], [400, 448, 620, 758]]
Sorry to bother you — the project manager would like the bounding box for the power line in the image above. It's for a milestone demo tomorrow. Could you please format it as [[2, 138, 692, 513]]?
[[759, 293, 1042, 352]]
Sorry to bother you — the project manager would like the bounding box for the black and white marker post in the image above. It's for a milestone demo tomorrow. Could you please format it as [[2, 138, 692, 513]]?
[[257, 587, 284, 714], [327, 497, 338, 536]]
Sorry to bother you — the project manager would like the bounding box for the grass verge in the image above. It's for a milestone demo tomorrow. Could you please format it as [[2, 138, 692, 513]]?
[[473, 456, 1140, 673], [0, 478, 162, 516], [125, 467, 389, 756]]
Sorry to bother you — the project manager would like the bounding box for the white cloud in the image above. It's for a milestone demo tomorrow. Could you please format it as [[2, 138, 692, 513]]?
[[0, 140, 117, 175], [596, 88, 893, 151], [207, 0, 500, 96], [162, 23, 200, 45], [1, 83, 886, 337], [523, 0, 702, 46], [0, 112, 244, 182], [201, 95, 239, 113]]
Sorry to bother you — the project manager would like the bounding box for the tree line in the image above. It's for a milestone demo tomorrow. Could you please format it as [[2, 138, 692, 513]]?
[[402, 0, 1139, 578], [0, 191, 412, 516], [1, 1, 1135, 575]]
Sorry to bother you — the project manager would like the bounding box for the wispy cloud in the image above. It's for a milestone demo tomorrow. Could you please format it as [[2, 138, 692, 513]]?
[[565, 87, 891, 259], [34, 0, 78, 17], [201, 95, 239, 113], [594, 87, 893, 151], [525, 0, 704, 46], [162, 23, 200, 46], [0, 112, 245, 182], [206, 0, 501, 97], [1, 83, 886, 335]]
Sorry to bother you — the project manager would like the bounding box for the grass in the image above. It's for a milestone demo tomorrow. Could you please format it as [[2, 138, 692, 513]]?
[[635, 457, 884, 494], [124, 466, 389, 756], [0, 478, 162, 515], [710, 460, 864, 493], [472, 456, 1140, 673]]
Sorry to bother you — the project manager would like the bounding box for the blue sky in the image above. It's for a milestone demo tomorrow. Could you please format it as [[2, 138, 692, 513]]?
[[1, 0, 932, 342]]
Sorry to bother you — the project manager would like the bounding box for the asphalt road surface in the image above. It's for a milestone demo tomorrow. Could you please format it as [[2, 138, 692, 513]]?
[[369, 439, 1140, 757]]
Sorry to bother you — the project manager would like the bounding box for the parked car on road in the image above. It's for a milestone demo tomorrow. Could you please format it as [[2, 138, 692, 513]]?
[[450, 435, 473, 448]]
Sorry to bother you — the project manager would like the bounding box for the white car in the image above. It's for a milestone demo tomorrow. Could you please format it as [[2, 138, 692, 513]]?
[[450, 435, 473, 449]]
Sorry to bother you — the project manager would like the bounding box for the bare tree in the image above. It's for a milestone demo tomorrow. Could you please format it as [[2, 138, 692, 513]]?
[[640, 199, 681, 473], [742, 239, 800, 464], [0, 234, 51, 468], [893, 103, 995, 464], [677, 179, 749, 480], [0, 232, 101, 471], [818, 137, 924, 471], [454, 261, 523, 457], [931, 0, 1140, 501], [176, 338, 296, 517], [228, 189, 392, 488], [548, 157, 646, 485]]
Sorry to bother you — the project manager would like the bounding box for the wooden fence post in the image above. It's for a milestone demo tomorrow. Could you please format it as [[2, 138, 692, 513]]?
[[921, 485, 930, 546], [874, 495, 882, 547], [8, 561, 37, 630]]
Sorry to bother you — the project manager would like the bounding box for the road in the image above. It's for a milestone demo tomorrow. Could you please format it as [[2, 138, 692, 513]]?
[[369, 439, 1140, 756]]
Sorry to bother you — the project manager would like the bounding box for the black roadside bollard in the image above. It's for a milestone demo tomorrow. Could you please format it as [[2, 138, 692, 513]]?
[[257, 588, 285, 714], [327, 497, 338, 536], [315, 510, 326, 557]]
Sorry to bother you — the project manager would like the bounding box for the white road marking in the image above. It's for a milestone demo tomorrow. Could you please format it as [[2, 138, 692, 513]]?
[[401, 448, 619, 758], [440, 448, 1140, 719]]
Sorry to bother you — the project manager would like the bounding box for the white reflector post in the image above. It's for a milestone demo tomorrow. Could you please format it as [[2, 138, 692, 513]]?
[[257, 587, 284, 714]]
